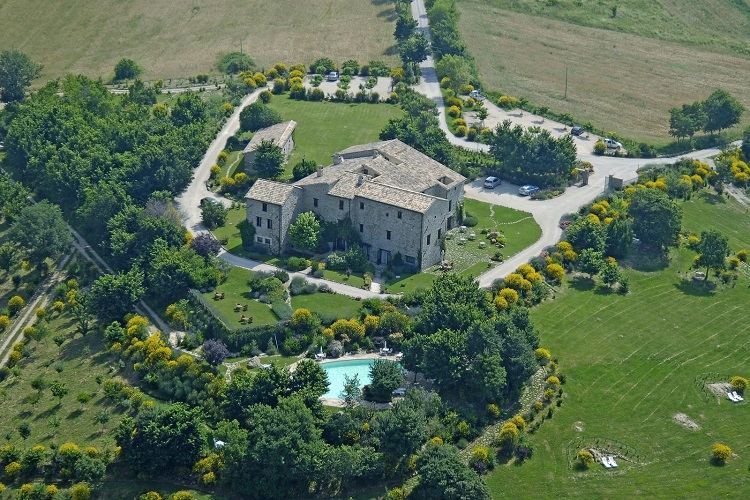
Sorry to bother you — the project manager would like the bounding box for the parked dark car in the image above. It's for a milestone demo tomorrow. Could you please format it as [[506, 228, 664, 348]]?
[[570, 126, 585, 136]]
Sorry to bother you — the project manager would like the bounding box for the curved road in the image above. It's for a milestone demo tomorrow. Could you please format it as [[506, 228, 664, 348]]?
[[174, 91, 388, 299], [176, 1, 742, 294], [409, 0, 741, 286]]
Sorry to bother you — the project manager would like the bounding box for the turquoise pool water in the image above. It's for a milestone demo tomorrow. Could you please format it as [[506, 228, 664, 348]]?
[[321, 359, 375, 399]]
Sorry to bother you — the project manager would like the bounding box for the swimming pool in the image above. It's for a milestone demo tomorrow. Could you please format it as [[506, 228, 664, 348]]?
[[321, 358, 375, 399]]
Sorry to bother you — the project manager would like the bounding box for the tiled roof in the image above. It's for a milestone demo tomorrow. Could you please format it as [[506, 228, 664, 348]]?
[[354, 181, 437, 213], [243, 121, 297, 153], [244, 179, 298, 205]]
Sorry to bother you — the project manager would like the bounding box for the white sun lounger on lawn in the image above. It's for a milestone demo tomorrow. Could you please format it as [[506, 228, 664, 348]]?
[[602, 457, 611, 468], [732, 391, 744, 402], [728, 392, 738, 402], [608, 457, 618, 468]]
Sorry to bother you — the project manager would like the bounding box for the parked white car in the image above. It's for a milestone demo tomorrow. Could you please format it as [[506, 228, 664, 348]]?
[[518, 185, 540, 196], [603, 138, 622, 149], [483, 176, 501, 189]]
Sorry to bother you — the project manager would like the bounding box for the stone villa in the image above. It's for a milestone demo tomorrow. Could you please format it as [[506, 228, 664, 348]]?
[[244, 140, 465, 270], [242, 120, 297, 172]]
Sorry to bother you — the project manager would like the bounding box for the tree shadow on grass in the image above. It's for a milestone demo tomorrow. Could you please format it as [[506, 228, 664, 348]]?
[[377, 7, 398, 21], [594, 285, 616, 296], [674, 278, 716, 297], [33, 405, 58, 421], [697, 191, 726, 205], [622, 249, 670, 272], [569, 276, 596, 292], [66, 408, 83, 420]]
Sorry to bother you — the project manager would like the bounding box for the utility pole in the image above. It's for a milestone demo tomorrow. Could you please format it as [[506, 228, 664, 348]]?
[[240, 40, 243, 55], [564, 67, 568, 100]]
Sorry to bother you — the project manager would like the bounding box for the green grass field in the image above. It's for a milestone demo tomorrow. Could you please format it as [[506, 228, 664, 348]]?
[[0, 313, 136, 451], [458, 0, 750, 141], [265, 97, 403, 176], [485, 194, 750, 497], [0, 0, 399, 81], [291, 293, 363, 319], [200, 267, 279, 328]]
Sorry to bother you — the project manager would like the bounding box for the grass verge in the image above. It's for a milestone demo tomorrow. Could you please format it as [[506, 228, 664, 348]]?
[[485, 194, 750, 496], [265, 97, 403, 177]]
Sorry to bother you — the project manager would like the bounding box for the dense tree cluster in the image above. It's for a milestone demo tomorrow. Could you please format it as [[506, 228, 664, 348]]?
[[404, 275, 540, 407], [488, 120, 578, 188], [669, 89, 744, 141], [3, 74, 224, 317]]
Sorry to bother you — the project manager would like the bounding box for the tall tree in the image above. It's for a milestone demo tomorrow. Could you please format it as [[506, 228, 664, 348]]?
[[0, 50, 43, 103], [372, 397, 426, 458], [10, 200, 72, 265], [489, 120, 577, 187], [411, 443, 491, 500], [114, 403, 206, 475], [577, 248, 604, 279], [435, 54, 474, 90], [222, 396, 326, 498], [629, 188, 682, 251], [702, 89, 744, 134], [669, 102, 705, 142], [417, 274, 492, 335], [399, 33, 430, 70], [239, 101, 282, 132], [253, 140, 284, 178], [364, 359, 404, 403], [113, 58, 142, 81], [88, 271, 145, 324], [394, 15, 418, 42], [605, 218, 633, 259], [289, 211, 321, 252], [696, 230, 729, 280]]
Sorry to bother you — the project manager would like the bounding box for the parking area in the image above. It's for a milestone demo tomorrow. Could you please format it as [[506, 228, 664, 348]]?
[[463, 98, 606, 154], [303, 75, 393, 101]]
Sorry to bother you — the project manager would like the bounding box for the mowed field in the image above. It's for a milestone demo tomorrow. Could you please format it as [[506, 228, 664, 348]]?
[[0, 0, 398, 81], [486, 194, 750, 497], [458, 1, 750, 142]]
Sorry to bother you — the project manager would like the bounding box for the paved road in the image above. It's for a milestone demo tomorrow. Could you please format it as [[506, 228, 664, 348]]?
[[409, 0, 744, 285], [176, 87, 266, 233], [174, 87, 391, 298], [172, 1, 744, 295]]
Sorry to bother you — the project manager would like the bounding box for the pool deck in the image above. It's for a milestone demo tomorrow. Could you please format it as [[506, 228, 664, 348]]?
[[311, 352, 404, 408]]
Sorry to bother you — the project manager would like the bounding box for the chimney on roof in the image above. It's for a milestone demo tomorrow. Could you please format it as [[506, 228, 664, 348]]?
[[317, 165, 323, 177], [333, 154, 343, 165], [357, 175, 364, 186], [372, 150, 379, 158]]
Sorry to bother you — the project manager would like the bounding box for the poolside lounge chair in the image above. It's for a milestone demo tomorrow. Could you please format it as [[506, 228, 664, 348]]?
[[728, 392, 739, 402], [602, 457, 611, 469], [608, 457, 618, 468], [732, 391, 744, 402]]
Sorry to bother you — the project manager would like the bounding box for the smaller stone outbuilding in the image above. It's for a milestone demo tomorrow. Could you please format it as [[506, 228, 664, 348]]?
[[243, 120, 297, 172]]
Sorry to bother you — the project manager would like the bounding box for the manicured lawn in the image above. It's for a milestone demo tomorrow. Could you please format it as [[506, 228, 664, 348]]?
[[201, 267, 279, 328], [265, 98, 403, 177], [323, 269, 367, 290], [291, 293, 362, 319], [384, 199, 541, 292], [485, 194, 750, 497], [384, 272, 438, 294], [678, 190, 750, 251]]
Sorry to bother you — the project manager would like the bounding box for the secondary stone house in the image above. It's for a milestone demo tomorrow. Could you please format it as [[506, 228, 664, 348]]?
[[242, 120, 297, 172], [244, 139, 465, 270]]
